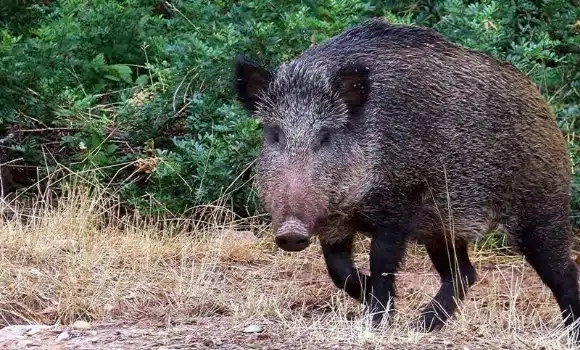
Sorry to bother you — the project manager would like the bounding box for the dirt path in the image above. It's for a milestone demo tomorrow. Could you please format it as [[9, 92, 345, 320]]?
[[0, 316, 547, 350], [2, 257, 576, 350]]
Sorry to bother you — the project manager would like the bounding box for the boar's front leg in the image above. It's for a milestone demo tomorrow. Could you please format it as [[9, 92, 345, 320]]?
[[321, 236, 370, 302], [368, 226, 407, 326]]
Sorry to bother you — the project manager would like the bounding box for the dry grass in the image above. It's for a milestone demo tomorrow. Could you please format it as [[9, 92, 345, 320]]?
[[0, 185, 579, 349]]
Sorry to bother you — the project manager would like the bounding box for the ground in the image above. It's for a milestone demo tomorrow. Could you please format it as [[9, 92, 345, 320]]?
[[0, 189, 578, 349]]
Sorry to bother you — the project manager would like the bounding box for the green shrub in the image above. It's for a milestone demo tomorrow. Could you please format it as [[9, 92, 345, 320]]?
[[389, 1, 580, 223], [1, 0, 579, 225]]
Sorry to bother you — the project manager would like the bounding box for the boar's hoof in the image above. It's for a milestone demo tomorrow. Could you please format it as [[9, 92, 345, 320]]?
[[369, 309, 394, 328], [408, 311, 445, 332]]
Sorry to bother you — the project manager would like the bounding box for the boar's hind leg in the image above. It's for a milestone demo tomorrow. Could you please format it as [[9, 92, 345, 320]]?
[[414, 237, 477, 332], [511, 218, 580, 344], [321, 236, 370, 302]]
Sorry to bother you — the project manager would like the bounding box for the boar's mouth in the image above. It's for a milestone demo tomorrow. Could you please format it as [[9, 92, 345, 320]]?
[[274, 218, 312, 252]]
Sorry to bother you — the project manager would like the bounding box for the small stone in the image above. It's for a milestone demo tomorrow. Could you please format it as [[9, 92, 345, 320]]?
[[362, 329, 374, 341], [243, 325, 263, 333], [72, 320, 91, 330], [104, 303, 115, 313], [57, 331, 70, 342]]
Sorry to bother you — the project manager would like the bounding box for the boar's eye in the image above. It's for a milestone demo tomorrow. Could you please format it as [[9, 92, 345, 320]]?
[[316, 130, 332, 149]]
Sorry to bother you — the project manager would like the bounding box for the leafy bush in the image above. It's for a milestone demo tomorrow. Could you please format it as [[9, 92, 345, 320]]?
[[1, 0, 579, 223], [390, 1, 580, 223]]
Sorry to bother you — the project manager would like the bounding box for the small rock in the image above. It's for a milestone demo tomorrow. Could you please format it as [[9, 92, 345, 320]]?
[[72, 320, 91, 330], [57, 331, 70, 342], [362, 329, 374, 342], [243, 325, 263, 333], [29, 269, 43, 276], [104, 303, 115, 313], [203, 338, 223, 347]]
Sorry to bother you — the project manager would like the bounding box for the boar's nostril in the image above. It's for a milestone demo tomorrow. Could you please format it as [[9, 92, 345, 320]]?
[[294, 237, 309, 246]]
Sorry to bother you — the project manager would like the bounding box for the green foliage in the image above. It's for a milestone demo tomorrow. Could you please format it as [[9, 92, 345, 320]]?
[[388, 0, 580, 224], [1, 0, 579, 224]]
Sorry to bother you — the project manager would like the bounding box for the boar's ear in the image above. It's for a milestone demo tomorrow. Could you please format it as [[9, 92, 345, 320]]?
[[233, 55, 272, 113], [334, 64, 370, 116]]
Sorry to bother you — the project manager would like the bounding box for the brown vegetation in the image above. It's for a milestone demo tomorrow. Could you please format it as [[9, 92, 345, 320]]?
[[0, 181, 577, 348]]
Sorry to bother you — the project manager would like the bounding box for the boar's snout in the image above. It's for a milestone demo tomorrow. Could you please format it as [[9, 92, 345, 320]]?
[[275, 218, 311, 251]]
